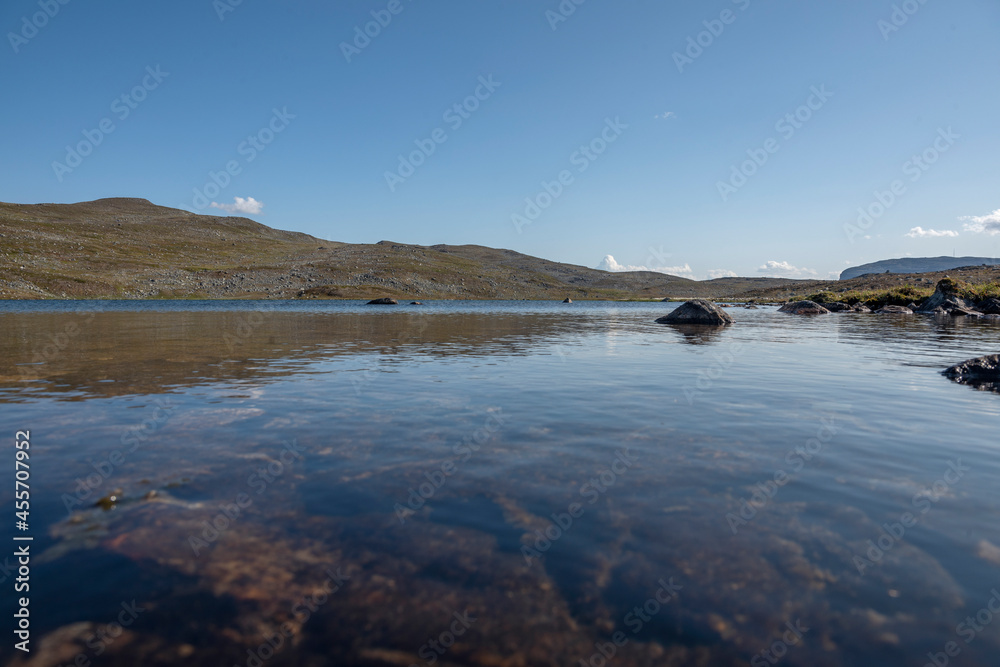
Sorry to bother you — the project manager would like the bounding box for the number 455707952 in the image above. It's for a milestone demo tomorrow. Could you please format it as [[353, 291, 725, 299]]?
[[15, 431, 30, 530]]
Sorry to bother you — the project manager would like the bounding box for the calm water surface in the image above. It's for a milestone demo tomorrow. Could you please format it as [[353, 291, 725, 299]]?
[[1, 300, 998, 667]]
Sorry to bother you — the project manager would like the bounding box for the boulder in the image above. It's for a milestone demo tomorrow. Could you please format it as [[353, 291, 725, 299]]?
[[656, 299, 734, 325], [821, 302, 853, 312], [851, 304, 872, 314], [563, 298, 573, 303], [366, 298, 398, 305], [917, 279, 973, 313], [410, 301, 423, 305], [907, 303, 920, 311], [943, 354, 1000, 393], [875, 305, 913, 314], [778, 300, 830, 315], [977, 298, 1000, 315]]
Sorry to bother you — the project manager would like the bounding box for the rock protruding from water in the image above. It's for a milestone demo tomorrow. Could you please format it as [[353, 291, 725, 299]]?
[[943, 354, 1000, 393], [656, 300, 734, 325], [410, 301, 423, 305], [917, 279, 975, 314], [875, 305, 913, 314], [977, 298, 1000, 315], [563, 298, 573, 303], [366, 298, 398, 305], [778, 301, 830, 315]]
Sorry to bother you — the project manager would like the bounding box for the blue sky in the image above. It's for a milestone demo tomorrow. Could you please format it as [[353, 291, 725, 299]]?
[[2, 0, 998, 279]]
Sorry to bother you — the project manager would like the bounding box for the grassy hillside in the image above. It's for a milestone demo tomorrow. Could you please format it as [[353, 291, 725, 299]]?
[[2, 198, 998, 301]]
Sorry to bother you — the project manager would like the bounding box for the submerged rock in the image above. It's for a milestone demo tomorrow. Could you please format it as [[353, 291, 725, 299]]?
[[655, 299, 734, 325], [778, 301, 830, 315], [410, 301, 423, 305], [979, 298, 1000, 315], [875, 305, 913, 314], [943, 354, 1000, 393], [366, 298, 398, 305]]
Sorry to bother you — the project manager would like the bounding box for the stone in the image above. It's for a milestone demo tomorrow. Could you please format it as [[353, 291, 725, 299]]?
[[410, 301, 423, 305], [977, 298, 1000, 315], [943, 354, 1000, 393], [366, 298, 398, 305], [655, 299, 734, 325], [778, 301, 830, 315], [821, 302, 853, 312], [563, 298, 573, 303], [875, 305, 913, 314]]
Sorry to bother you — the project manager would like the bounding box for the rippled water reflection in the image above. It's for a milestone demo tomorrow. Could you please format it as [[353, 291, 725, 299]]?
[[1, 301, 998, 666]]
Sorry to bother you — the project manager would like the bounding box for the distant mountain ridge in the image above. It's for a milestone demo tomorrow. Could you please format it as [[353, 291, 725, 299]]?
[[840, 256, 999, 280]]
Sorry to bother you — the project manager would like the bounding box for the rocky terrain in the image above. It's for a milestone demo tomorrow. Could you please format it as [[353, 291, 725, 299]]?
[[3, 198, 1000, 301]]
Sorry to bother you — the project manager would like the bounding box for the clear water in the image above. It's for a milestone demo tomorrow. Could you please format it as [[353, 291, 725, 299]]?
[[1, 300, 998, 666]]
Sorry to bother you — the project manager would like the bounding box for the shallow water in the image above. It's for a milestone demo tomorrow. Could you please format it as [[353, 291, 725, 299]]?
[[1, 300, 999, 667]]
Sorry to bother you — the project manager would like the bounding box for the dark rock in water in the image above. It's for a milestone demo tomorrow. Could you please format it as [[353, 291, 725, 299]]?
[[907, 303, 920, 311], [852, 304, 872, 313], [778, 301, 830, 315], [949, 307, 983, 318], [977, 298, 1000, 315], [410, 301, 423, 305], [918, 279, 973, 313], [743, 305, 759, 309], [943, 354, 1000, 393], [875, 305, 913, 314], [655, 299, 734, 325], [366, 298, 398, 305], [563, 298, 573, 303], [822, 302, 852, 312]]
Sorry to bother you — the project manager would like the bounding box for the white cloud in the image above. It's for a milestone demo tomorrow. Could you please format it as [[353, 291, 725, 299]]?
[[210, 196, 264, 215], [757, 260, 817, 278], [960, 209, 1000, 235], [905, 226, 958, 238], [707, 269, 738, 279], [596, 255, 693, 277], [653, 111, 675, 120]]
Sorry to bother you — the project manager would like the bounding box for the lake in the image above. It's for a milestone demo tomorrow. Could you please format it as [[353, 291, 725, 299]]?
[[1, 300, 999, 667]]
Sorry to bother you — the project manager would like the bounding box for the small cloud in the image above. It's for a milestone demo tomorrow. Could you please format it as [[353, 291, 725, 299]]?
[[757, 260, 817, 278], [707, 269, 738, 279], [210, 196, 264, 215], [905, 226, 958, 238], [597, 255, 692, 277], [960, 209, 1000, 235], [653, 111, 675, 120]]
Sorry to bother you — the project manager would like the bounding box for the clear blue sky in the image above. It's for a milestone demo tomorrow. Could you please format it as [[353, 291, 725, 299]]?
[[2, 0, 998, 279]]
